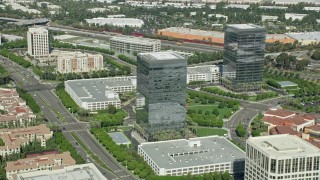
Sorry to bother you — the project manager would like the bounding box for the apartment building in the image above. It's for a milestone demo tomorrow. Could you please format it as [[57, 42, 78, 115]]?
[[6, 151, 76, 180], [27, 26, 49, 57], [0, 88, 36, 127], [110, 36, 161, 54], [0, 124, 52, 157], [245, 134, 320, 180], [57, 52, 104, 74]]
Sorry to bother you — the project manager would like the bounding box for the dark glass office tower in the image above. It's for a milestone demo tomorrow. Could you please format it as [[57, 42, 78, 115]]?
[[136, 52, 187, 141], [222, 24, 266, 92]]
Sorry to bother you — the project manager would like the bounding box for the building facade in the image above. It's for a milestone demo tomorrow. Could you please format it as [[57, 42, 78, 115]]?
[[0, 88, 36, 127], [245, 134, 320, 180], [222, 24, 266, 92], [187, 65, 220, 84], [27, 26, 49, 58], [0, 124, 52, 157], [138, 136, 245, 176], [57, 52, 103, 74], [136, 52, 187, 140], [6, 152, 76, 180], [110, 36, 161, 55]]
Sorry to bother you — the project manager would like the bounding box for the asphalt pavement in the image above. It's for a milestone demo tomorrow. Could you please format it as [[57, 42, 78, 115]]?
[[0, 55, 137, 180]]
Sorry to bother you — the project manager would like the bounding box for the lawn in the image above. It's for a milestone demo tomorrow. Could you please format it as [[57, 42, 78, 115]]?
[[188, 102, 233, 119], [196, 127, 228, 137]]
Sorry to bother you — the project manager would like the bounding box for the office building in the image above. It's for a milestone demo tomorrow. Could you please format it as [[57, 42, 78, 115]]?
[[27, 26, 49, 57], [187, 65, 220, 84], [285, 13, 308, 21], [0, 124, 52, 157], [16, 163, 105, 180], [65, 76, 136, 110], [6, 151, 76, 180], [57, 52, 103, 74], [222, 24, 266, 92], [245, 134, 320, 180], [138, 136, 245, 176], [136, 52, 187, 140], [110, 36, 161, 54]]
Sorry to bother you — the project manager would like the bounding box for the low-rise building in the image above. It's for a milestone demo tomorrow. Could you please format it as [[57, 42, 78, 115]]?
[[1, 34, 24, 42], [245, 134, 320, 180], [259, 6, 288, 10], [225, 4, 250, 9], [15, 163, 105, 180], [0, 88, 36, 126], [285, 13, 308, 21], [303, 6, 320, 11], [0, 124, 52, 157], [85, 17, 144, 28], [138, 136, 245, 176], [263, 108, 315, 133], [305, 123, 320, 138], [187, 65, 220, 84], [110, 36, 161, 54], [6, 151, 76, 180], [65, 76, 137, 110], [261, 15, 278, 22], [286, 32, 320, 45], [57, 52, 104, 74], [87, 8, 107, 13]]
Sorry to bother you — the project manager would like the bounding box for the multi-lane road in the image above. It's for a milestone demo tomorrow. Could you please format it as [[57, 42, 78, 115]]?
[[0, 56, 137, 180]]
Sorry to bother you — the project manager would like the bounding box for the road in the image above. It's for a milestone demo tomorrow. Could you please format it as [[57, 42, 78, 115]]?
[[0, 56, 137, 180], [47, 25, 224, 53]]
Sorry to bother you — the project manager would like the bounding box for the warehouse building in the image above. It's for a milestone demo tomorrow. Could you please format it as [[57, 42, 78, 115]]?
[[65, 76, 136, 110], [110, 36, 161, 54], [286, 32, 320, 46], [138, 136, 245, 176], [85, 17, 144, 28]]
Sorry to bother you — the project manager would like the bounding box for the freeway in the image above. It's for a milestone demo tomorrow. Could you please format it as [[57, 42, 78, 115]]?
[[48, 25, 223, 53], [0, 56, 137, 180]]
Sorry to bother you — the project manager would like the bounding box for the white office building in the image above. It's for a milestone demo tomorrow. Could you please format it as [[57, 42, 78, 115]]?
[[138, 136, 245, 176], [65, 76, 136, 110], [245, 134, 320, 180], [85, 17, 144, 28], [110, 36, 161, 54], [187, 65, 220, 84], [27, 26, 49, 58]]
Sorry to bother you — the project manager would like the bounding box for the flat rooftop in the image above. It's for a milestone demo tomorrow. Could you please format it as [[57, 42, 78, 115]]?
[[160, 27, 224, 38], [139, 136, 245, 169], [110, 36, 160, 45], [247, 134, 320, 157], [287, 32, 320, 41], [187, 65, 218, 74], [108, 132, 131, 145], [227, 24, 263, 30], [139, 51, 185, 61], [16, 163, 106, 180], [65, 76, 136, 103], [278, 81, 298, 88]]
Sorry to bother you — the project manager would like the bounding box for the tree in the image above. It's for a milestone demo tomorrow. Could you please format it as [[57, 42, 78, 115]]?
[[212, 109, 219, 116], [108, 105, 117, 114], [236, 124, 246, 137]]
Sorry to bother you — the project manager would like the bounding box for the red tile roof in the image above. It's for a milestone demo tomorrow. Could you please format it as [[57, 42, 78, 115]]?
[[270, 126, 301, 136], [265, 109, 296, 118], [305, 124, 320, 132]]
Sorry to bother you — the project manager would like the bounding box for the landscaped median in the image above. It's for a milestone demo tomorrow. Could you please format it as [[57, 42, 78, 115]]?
[[90, 128, 153, 179], [70, 132, 112, 171]]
